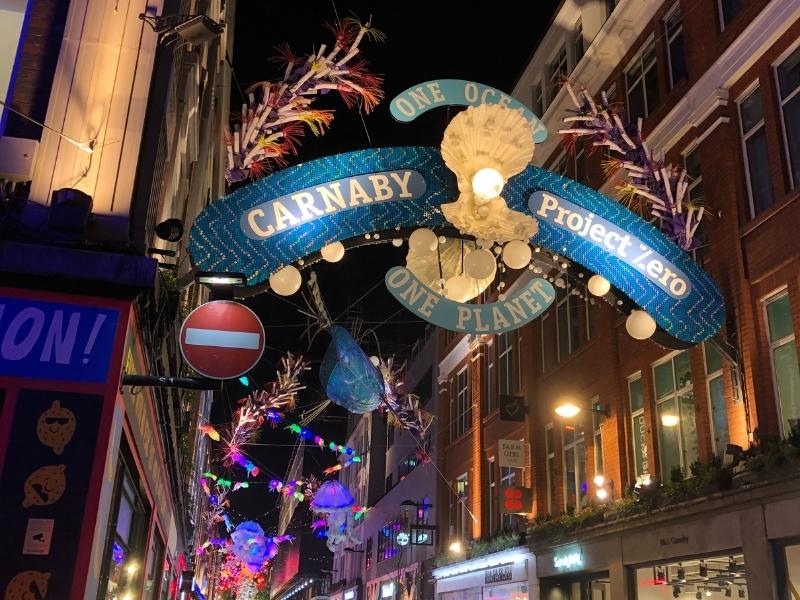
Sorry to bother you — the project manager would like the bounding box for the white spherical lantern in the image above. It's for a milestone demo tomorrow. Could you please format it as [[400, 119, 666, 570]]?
[[369, 355, 380, 367], [463, 249, 497, 280], [502, 240, 532, 269], [477, 238, 494, 249], [320, 241, 345, 263], [408, 228, 438, 254], [391, 238, 403, 247], [471, 167, 504, 200], [587, 274, 611, 296], [626, 310, 657, 340], [444, 275, 473, 303], [269, 265, 302, 296]]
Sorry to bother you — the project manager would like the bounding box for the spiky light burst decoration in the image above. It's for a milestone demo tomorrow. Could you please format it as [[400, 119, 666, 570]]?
[[226, 17, 385, 183], [559, 83, 705, 251]]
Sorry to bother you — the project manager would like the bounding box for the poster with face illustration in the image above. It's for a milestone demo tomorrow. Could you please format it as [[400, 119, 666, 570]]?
[[0, 389, 104, 599]]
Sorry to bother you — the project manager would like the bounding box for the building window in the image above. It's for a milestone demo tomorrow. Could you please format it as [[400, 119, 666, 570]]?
[[386, 413, 395, 448], [487, 457, 496, 535], [385, 473, 394, 492], [547, 45, 568, 104], [605, 0, 618, 19], [542, 312, 555, 372], [497, 331, 515, 396], [377, 521, 402, 562], [628, 374, 649, 478], [545, 423, 555, 514], [625, 37, 660, 122], [455, 474, 469, 540], [554, 152, 568, 177], [683, 145, 707, 261], [365, 536, 373, 569], [705, 343, 730, 456], [452, 367, 471, 439], [399, 449, 420, 479], [573, 20, 585, 65], [635, 553, 747, 597], [653, 351, 698, 479], [764, 291, 800, 435], [98, 441, 151, 600], [664, 3, 687, 88], [562, 417, 586, 512], [718, 0, 743, 29], [532, 81, 544, 116], [486, 357, 496, 414], [143, 530, 166, 600], [592, 399, 604, 476], [776, 45, 800, 189], [738, 86, 775, 217], [554, 281, 589, 362]]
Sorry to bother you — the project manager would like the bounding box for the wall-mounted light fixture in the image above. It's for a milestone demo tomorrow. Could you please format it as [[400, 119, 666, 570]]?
[[553, 399, 609, 419]]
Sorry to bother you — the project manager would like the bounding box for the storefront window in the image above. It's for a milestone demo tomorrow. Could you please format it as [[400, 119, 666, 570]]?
[[653, 352, 698, 479], [440, 589, 481, 600], [98, 440, 151, 599], [562, 418, 586, 512], [484, 582, 528, 600], [705, 343, 730, 456], [780, 543, 800, 598], [764, 291, 800, 435], [144, 532, 165, 599], [633, 553, 747, 599]]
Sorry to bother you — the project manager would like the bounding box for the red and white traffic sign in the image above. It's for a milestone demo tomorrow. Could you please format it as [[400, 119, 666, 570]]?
[[179, 301, 265, 380]]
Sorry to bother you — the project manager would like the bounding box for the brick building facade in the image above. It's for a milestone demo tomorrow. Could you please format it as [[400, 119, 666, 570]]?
[[435, 1, 800, 598]]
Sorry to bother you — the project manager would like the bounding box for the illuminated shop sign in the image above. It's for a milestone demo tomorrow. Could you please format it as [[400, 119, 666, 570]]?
[[390, 79, 547, 143], [485, 565, 513, 584], [344, 591, 355, 600], [381, 582, 395, 598], [553, 550, 583, 570], [385, 266, 555, 335]]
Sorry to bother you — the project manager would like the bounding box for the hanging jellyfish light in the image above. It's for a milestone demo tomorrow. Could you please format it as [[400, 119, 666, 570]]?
[[319, 325, 385, 413], [310, 480, 360, 551], [231, 521, 269, 573]]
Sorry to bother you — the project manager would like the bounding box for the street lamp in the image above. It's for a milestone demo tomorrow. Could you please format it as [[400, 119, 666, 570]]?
[[553, 399, 609, 419]]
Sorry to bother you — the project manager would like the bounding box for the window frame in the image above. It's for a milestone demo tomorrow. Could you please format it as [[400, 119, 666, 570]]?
[[532, 80, 544, 117], [487, 456, 496, 535], [717, 0, 742, 30], [773, 41, 800, 190], [455, 473, 469, 540], [703, 342, 728, 456], [591, 395, 604, 476], [625, 35, 659, 121], [663, 2, 686, 89], [545, 422, 555, 514], [562, 418, 586, 512], [497, 331, 516, 397], [547, 44, 569, 104], [737, 83, 773, 218], [763, 288, 800, 437], [573, 20, 585, 66], [652, 351, 697, 479], [455, 367, 471, 438]]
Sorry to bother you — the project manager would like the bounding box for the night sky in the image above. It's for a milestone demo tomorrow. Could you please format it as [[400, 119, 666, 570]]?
[[215, 0, 560, 534]]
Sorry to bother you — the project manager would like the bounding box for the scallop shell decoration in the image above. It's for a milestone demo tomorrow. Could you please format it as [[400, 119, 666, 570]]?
[[440, 104, 539, 244], [406, 239, 495, 303]]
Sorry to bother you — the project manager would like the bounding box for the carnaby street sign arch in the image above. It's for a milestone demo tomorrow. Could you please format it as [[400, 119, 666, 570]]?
[[189, 145, 724, 344]]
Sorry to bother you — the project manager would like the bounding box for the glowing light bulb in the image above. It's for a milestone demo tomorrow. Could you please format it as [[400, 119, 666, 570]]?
[[554, 401, 581, 418], [661, 414, 679, 427], [596, 487, 609, 500], [593, 475, 605, 487], [471, 167, 504, 200]]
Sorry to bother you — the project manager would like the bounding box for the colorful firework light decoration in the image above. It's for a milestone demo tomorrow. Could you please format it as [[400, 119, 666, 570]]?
[[226, 17, 385, 183], [559, 83, 705, 251]]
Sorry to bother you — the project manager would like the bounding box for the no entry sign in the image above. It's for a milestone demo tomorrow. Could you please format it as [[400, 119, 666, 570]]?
[[179, 301, 265, 380]]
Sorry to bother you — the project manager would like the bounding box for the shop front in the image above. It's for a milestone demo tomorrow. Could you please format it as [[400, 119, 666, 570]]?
[[533, 476, 800, 599], [433, 547, 536, 600]]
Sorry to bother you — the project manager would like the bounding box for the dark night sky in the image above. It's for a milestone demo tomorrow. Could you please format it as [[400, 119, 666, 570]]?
[[216, 0, 560, 533]]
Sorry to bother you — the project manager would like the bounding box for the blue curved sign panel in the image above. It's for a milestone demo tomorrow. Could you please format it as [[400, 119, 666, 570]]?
[[189, 146, 723, 343], [385, 267, 555, 335], [390, 79, 548, 143]]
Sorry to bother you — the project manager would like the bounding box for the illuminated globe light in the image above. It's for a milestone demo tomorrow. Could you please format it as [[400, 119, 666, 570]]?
[[661, 413, 679, 427], [477, 238, 494, 249], [369, 356, 380, 367], [269, 265, 302, 296], [593, 474, 605, 487], [449, 540, 463, 554], [554, 401, 581, 418], [392, 238, 403, 247], [471, 167, 504, 200], [626, 309, 657, 339], [444, 275, 473, 302], [408, 228, 438, 254], [596, 487, 609, 500], [463, 248, 497, 280], [587, 274, 611, 296], [502, 240, 532, 269], [321, 241, 345, 263]]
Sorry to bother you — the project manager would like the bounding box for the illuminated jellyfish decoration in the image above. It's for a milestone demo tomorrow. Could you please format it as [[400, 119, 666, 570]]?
[[311, 480, 360, 552], [319, 325, 384, 414], [231, 521, 269, 573]]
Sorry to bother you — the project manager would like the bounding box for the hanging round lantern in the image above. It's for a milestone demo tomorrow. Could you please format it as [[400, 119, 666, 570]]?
[[626, 310, 657, 339], [463, 248, 497, 280], [444, 275, 473, 302], [587, 274, 611, 296], [321, 242, 345, 263], [269, 265, 302, 296], [408, 228, 438, 254], [502, 240, 532, 269]]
